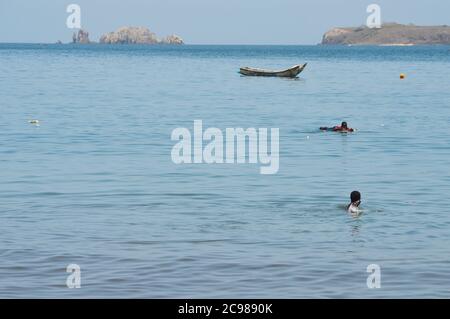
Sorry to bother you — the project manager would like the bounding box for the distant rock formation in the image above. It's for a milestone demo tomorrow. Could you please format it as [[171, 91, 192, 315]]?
[[99, 26, 158, 44], [161, 34, 184, 45], [72, 29, 90, 44], [322, 23, 450, 45], [99, 26, 184, 45]]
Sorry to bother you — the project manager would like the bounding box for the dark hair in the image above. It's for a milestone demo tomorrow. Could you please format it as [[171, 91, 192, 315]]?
[[341, 121, 348, 128], [350, 191, 361, 203]]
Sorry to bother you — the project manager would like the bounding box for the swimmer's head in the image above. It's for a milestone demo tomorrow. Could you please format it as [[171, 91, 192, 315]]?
[[341, 121, 348, 129], [350, 191, 361, 206]]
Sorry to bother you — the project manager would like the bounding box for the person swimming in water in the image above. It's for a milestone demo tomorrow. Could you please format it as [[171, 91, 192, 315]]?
[[320, 121, 354, 132], [347, 191, 361, 214]]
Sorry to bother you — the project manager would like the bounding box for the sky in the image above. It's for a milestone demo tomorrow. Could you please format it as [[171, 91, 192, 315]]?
[[0, 0, 449, 44]]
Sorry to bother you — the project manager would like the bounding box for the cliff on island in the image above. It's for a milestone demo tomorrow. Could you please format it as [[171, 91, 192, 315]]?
[[99, 26, 184, 45], [322, 23, 450, 45]]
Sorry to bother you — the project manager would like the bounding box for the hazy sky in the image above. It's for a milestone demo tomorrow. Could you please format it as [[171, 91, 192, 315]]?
[[0, 0, 449, 44]]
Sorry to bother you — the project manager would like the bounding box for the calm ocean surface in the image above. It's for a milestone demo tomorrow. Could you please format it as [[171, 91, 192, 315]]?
[[1, 44, 450, 298]]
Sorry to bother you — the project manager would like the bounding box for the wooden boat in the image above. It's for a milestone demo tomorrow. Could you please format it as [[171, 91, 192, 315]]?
[[239, 63, 307, 78]]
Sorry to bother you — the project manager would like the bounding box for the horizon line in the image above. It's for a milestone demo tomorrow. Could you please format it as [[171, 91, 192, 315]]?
[[0, 42, 322, 46]]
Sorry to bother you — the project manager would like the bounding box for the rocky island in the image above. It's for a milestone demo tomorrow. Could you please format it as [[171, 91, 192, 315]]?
[[99, 26, 184, 45], [322, 23, 450, 45], [72, 29, 91, 44]]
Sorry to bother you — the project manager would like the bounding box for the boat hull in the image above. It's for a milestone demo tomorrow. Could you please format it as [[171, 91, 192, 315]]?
[[239, 63, 307, 78]]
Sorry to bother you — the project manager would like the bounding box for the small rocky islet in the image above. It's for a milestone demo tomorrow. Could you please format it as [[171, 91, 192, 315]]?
[[70, 26, 184, 45]]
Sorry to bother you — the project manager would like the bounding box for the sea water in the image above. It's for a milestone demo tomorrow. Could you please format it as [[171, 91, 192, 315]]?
[[1, 44, 450, 298]]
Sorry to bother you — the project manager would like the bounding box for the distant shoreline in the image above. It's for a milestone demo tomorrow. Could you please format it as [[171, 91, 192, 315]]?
[[322, 23, 450, 45], [2, 42, 450, 47]]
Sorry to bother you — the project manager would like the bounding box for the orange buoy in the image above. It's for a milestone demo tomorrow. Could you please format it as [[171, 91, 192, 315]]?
[[400, 73, 406, 79]]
